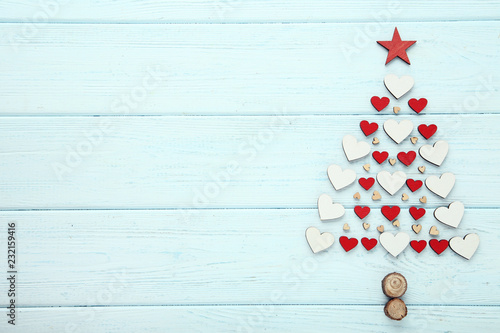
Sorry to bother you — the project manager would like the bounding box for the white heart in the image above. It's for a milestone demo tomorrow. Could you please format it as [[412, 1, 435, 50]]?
[[317, 194, 345, 221], [434, 201, 464, 228], [426, 172, 455, 198], [327, 165, 356, 190], [419, 140, 449, 166], [384, 74, 414, 99], [384, 119, 414, 144], [379, 232, 410, 257], [377, 171, 407, 195], [305, 227, 335, 254], [342, 135, 370, 162], [449, 233, 479, 260]]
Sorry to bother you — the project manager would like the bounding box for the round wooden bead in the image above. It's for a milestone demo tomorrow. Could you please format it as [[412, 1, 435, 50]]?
[[381, 272, 407, 298], [384, 298, 408, 321]]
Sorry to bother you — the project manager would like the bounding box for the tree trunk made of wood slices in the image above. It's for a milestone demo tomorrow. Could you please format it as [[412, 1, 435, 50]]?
[[382, 272, 407, 298], [384, 298, 408, 321]]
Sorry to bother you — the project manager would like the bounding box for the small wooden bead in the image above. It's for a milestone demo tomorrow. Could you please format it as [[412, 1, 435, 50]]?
[[384, 298, 408, 321], [382, 272, 407, 298]]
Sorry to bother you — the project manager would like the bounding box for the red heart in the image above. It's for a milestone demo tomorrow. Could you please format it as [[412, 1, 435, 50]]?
[[360, 120, 378, 136], [358, 177, 375, 191], [409, 207, 426, 220], [429, 239, 449, 255], [372, 151, 389, 164], [371, 96, 390, 111], [354, 206, 371, 219], [406, 179, 423, 192], [408, 98, 428, 113], [410, 240, 427, 253], [361, 237, 377, 251], [397, 151, 416, 166], [418, 124, 437, 139], [381, 206, 400, 221], [339, 236, 358, 252]]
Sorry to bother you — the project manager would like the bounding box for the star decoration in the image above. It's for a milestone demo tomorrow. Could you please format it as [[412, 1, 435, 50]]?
[[377, 27, 416, 65]]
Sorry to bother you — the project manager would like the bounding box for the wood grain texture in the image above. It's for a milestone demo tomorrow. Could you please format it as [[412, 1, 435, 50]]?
[[0, 22, 499, 115], [1, 208, 496, 307]]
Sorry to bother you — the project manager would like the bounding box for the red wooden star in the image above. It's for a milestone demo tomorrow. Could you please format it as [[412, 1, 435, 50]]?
[[377, 27, 416, 65]]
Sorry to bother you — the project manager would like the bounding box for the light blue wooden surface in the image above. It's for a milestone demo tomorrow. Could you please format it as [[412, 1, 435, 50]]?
[[0, 1, 499, 332]]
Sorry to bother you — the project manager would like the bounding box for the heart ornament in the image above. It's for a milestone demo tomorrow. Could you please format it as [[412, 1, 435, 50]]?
[[384, 74, 414, 99], [306, 227, 335, 254], [327, 164, 356, 190], [318, 194, 345, 221], [377, 171, 407, 195], [384, 119, 414, 144], [343, 135, 371, 162], [419, 140, 449, 166], [379, 232, 410, 257], [449, 233, 480, 260], [426, 172, 455, 198], [434, 201, 464, 228]]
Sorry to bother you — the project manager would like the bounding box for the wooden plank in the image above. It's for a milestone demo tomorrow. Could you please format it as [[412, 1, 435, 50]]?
[[0, 115, 497, 209], [1, 208, 497, 306], [1, 0, 499, 23], [0, 22, 499, 115]]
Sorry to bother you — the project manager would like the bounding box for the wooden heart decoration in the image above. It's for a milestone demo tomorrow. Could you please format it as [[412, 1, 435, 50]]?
[[318, 194, 345, 221], [409, 207, 426, 220], [371, 96, 390, 111], [449, 233, 479, 260], [412, 224, 422, 234], [359, 177, 375, 190], [408, 98, 428, 113], [384, 119, 414, 144], [327, 164, 357, 190], [406, 179, 423, 192], [401, 193, 409, 201], [343, 135, 371, 162], [353, 192, 361, 200], [379, 232, 410, 257], [377, 171, 407, 195], [388, 158, 396, 166], [343, 223, 350, 231], [372, 190, 382, 201], [384, 74, 414, 99], [419, 140, 449, 166], [429, 226, 439, 236], [372, 137, 380, 145], [363, 164, 370, 171], [372, 151, 389, 164], [306, 227, 335, 253], [426, 172, 455, 198], [418, 166, 426, 173], [339, 236, 358, 252], [361, 237, 378, 251], [363, 222, 370, 230], [397, 151, 416, 166], [434, 201, 464, 228], [377, 225, 384, 233], [429, 239, 449, 255], [354, 205, 371, 219], [360, 120, 379, 136], [418, 124, 437, 139], [410, 240, 427, 253], [381, 205, 401, 221]]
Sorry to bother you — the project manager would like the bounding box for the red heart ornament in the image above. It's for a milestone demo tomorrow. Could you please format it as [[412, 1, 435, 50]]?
[[371, 96, 390, 111], [360, 120, 379, 136], [339, 236, 358, 252], [409, 207, 426, 220], [408, 98, 428, 113], [354, 206, 371, 219], [358, 177, 375, 191], [361, 237, 378, 251], [372, 151, 389, 164], [397, 151, 416, 166], [381, 206, 400, 221], [429, 239, 449, 255], [406, 179, 423, 192], [410, 240, 427, 253], [418, 124, 437, 139]]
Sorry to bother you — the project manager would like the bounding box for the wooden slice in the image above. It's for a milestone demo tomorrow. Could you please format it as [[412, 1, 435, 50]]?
[[384, 298, 408, 321], [381, 272, 407, 298]]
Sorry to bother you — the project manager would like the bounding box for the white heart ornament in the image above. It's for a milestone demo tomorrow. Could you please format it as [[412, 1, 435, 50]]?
[[327, 165, 356, 190], [305, 227, 335, 254], [426, 172, 455, 198], [449, 233, 479, 260], [342, 135, 371, 162], [379, 232, 410, 257], [377, 171, 407, 195], [318, 194, 345, 220], [419, 140, 449, 166], [384, 119, 414, 144], [434, 201, 464, 228], [384, 74, 414, 99]]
